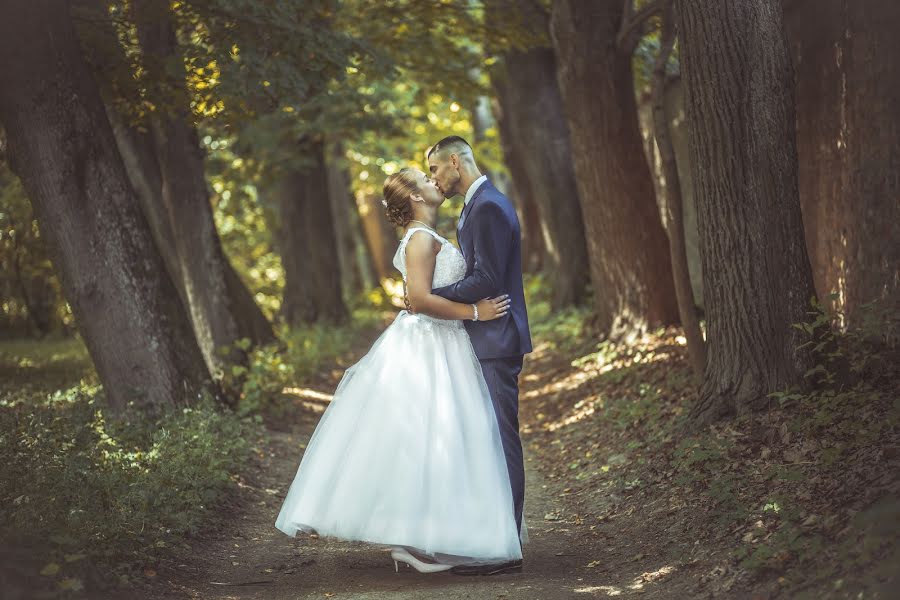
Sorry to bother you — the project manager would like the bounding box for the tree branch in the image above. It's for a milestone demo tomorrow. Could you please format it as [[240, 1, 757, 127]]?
[[622, 0, 635, 27], [617, 0, 667, 54]]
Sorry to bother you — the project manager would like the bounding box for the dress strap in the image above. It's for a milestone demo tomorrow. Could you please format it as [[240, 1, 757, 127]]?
[[402, 227, 445, 245], [393, 227, 446, 281]]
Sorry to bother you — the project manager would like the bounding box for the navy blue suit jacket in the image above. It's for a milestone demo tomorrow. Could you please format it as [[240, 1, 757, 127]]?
[[433, 179, 532, 360]]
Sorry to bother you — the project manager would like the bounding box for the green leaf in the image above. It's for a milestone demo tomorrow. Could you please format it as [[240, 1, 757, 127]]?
[[64, 553, 86, 563], [59, 578, 84, 591]]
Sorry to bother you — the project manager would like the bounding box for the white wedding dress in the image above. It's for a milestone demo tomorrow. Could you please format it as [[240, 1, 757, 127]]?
[[275, 228, 524, 564]]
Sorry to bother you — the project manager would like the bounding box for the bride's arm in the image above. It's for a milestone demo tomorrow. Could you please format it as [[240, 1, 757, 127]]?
[[405, 231, 508, 321]]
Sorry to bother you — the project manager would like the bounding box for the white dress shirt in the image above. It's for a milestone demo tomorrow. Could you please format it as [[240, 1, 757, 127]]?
[[464, 174, 488, 205]]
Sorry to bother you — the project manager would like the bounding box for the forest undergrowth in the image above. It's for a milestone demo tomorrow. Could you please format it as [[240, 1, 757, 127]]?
[[0, 301, 389, 598], [523, 287, 899, 598], [1, 282, 897, 598]]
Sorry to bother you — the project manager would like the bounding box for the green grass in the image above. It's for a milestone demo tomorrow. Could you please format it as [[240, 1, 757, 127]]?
[[524, 273, 595, 354], [0, 338, 254, 594]]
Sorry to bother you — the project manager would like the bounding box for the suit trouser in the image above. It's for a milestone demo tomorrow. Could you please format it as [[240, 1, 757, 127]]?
[[479, 355, 525, 536]]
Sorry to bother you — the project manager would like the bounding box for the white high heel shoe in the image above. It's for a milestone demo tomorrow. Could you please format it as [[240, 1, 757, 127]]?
[[390, 547, 452, 573]]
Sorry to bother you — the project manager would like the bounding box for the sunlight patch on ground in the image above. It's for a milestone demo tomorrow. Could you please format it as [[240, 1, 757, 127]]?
[[573, 565, 676, 596], [521, 368, 602, 401], [545, 394, 604, 432], [283, 387, 333, 402], [631, 564, 676, 587], [574, 585, 622, 595]]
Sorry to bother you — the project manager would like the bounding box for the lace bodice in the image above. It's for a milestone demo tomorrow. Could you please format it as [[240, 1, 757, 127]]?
[[392, 228, 466, 288], [391, 228, 467, 331]]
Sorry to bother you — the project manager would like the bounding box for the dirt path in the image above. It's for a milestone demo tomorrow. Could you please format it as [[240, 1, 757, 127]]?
[[140, 429, 610, 599], [133, 345, 663, 600], [134, 334, 737, 600]]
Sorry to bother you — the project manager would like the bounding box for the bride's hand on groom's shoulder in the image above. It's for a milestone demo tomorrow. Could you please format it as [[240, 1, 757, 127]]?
[[476, 295, 510, 321]]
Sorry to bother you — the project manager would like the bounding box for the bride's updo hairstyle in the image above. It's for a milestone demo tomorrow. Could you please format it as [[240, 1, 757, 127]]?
[[382, 168, 418, 227]]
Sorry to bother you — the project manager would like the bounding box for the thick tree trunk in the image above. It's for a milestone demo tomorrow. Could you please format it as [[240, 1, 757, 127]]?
[[489, 0, 590, 308], [277, 140, 348, 325], [651, 3, 706, 379], [107, 110, 187, 302], [78, 0, 275, 348], [675, 0, 818, 423], [785, 0, 900, 329], [551, 0, 680, 338], [136, 1, 262, 375], [109, 112, 276, 346], [0, 0, 212, 410]]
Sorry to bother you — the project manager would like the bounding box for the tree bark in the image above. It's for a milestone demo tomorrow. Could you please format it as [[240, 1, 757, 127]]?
[[651, 2, 706, 379], [135, 1, 259, 376], [326, 142, 372, 301], [488, 0, 590, 308], [0, 0, 212, 411], [358, 191, 399, 282], [108, 111, 276, 347], [675, 0, 818, 423], [550, 0, 680, 338], [277, 140, 348, 325], [493, 96, 545, 274], [77, 0, 276, 349], [785, 0, 900, 329]]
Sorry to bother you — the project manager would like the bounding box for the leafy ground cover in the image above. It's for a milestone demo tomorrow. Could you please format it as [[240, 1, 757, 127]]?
[[522, 295, 899, 598]]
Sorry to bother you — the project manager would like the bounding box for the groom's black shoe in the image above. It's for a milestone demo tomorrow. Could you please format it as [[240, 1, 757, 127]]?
[[450, 559, 523, 576]]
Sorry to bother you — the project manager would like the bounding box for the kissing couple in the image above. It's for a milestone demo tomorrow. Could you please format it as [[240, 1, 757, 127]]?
[[275, 136, 532, 576]]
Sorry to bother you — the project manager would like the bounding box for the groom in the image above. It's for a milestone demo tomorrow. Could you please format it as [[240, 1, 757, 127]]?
[[428, 136, 532, 575]]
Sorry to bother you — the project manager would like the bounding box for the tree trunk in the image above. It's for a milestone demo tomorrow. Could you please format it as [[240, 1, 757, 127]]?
[[675, 0, 818, 423], [0, 0, 212, 411], [108, 110, 276, 347], [223, 262, 278, 344], [107, 109, 187, 302], [785, 0, 900, 329], [550, 0, 680, 338], [489, 0, 590, 308], [493, 96, 545, 273], [135, 1, 260, 376], [358, 191, 399, 282], [468, 80, 507, 190], [326, 142, 372, 301], [651, 3, 706, 379], [277, 140, 348, 325], [78, 0, 276, 348]]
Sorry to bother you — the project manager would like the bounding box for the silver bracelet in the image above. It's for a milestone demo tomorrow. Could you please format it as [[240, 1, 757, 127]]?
[[471, 303, 479, 321]]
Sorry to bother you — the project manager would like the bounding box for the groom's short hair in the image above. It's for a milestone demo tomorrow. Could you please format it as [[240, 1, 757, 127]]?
[[427, 136, 472, 160]]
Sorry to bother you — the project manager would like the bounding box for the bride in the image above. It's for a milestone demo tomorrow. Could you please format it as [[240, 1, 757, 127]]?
[[274, 167, 524, 573]]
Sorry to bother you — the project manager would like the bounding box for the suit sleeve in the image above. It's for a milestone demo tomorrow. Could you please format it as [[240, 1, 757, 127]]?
[[433, 201, 512, 303]]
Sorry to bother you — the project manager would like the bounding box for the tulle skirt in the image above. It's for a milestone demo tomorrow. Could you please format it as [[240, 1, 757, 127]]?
[[275, 311, 524, 563]]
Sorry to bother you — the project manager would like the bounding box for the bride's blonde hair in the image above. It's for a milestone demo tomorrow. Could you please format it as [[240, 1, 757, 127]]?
[[382, 169, 418, 227]]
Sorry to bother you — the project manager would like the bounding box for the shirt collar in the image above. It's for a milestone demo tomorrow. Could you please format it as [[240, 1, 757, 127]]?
[[464, 175, 488, 206]]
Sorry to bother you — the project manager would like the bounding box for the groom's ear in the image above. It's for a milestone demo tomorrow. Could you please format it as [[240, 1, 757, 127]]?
[[449, 153, 459, 168]]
